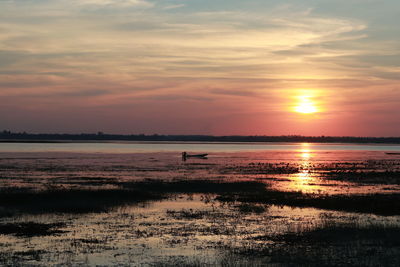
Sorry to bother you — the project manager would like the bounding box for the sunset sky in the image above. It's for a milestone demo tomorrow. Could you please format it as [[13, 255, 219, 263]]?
[[1, 0, 399, 136]]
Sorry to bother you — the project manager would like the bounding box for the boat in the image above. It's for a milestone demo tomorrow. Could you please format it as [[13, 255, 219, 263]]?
[[186, 153, 208, 158], [182, 152, 208, 160]]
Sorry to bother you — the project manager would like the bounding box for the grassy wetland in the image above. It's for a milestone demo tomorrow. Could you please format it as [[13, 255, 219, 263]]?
[[1, 143, 400, 266]]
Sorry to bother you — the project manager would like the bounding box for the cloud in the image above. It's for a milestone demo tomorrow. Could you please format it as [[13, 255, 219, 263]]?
[[0, 0, 399, 135], [163, 4, 185, 10], [209, 88, 260, 97], [74, 0, 153, 7]]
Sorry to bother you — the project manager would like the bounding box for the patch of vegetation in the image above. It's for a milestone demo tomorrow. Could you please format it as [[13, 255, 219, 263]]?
[[220, 163, 299, 175], [121, 180, 267, 194], [0, 188, 165, 215], [2, 179, 400, 217], [166, 209, 213, 220], [0, 180, 267, 216], [325, 171, 400, 185], [237, 223, 400, 266], [271, 224, 400, 245], [0, 222, 65, 237], [236, 203, 267, 214], [217, 190, 400, 216]]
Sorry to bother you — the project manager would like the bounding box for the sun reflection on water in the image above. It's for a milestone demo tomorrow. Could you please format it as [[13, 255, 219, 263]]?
[[288, 143, 321, 193], [299, 143, 312, 162], [301, 151, 311, 159]]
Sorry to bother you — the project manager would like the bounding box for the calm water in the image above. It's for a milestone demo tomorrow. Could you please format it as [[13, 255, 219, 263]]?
[[1, 141, 400, 153], [1, 141, 400, 265]]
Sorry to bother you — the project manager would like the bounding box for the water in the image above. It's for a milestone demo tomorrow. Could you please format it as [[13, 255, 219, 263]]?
[[1, 141, 400, 265], [1, 141, 400, 153]]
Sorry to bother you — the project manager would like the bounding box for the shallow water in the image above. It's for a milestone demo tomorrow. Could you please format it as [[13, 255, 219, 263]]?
[[1, 195, 399, 266], [1, 141, 400, 153], [1, 149, 399, 194], [1, 143, 400, 265]]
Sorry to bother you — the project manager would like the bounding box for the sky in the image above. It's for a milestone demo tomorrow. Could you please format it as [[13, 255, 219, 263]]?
[[0, 0, 399, 136]]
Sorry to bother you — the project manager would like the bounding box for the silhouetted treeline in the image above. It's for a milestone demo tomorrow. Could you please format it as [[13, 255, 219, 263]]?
[[1, 130, 400, 144]]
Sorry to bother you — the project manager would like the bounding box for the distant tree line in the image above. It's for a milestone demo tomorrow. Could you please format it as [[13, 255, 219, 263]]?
[[1, 130, 400, 144]]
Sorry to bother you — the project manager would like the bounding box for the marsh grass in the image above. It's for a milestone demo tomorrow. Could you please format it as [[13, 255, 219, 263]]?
[[120, 179, 267, 194], [324, 171, 400, 185], [236, 203, 267, 214], [2, 179, 400, 217], [166, 209, 217, 220], [150, 255, 268, 267], [1, 153, 400, 266], [272, 224, 400, 245], [0, 180, 267, 217], [0, 222, 65, 237], [0, 188, 164, 215], [220, 163, 299, 175], [223, 220, 400, 266], [217, 190, 400, 216]]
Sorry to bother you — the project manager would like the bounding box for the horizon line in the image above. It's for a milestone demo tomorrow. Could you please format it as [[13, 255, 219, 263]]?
[[1, 131, 400, 139]]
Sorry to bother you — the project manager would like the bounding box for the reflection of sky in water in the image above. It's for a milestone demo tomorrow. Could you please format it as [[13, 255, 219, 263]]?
[[1, 141, 400, 153], [1, 195, 399, 266], [259, 143, 400, 194], [1, 146, 400, 195], [1, 147, 400, 265]]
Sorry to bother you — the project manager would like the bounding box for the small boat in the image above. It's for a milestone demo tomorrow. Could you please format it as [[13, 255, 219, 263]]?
[[182, 152, 208, 160], [186, 153, 208, 158], [386, 152, 400, 155]]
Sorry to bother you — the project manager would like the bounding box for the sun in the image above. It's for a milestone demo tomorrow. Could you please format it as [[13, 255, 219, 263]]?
[[294, 96, 318, 114], [295, 102, 317, 114]]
